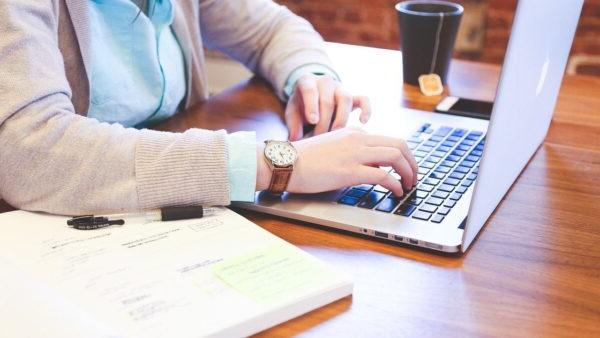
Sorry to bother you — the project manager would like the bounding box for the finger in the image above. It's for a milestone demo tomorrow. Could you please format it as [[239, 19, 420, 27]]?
[[330, 86, 353, 132], [313, 78, 336, 135], [296, 76, 320, 124], [365, 135, 419, 185], [284, 93, 304, 141], [353, 96, 372, 124], [359, 147, 414, 190], [358, 166, 404, 197]]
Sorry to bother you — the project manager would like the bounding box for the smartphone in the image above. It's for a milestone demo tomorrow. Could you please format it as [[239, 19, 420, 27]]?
[[435, 96, 494, 120]]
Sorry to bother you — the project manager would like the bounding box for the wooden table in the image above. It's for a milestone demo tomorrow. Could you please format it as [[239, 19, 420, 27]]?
[[2, 43, 599, 336]]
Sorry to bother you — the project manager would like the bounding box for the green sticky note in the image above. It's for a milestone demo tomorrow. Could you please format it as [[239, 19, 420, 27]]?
[[211, 244, 333, 305]]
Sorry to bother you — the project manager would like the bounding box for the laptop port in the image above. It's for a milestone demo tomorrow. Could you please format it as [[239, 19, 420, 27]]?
[[394, 235, 403, 241], [374, 231, 389, 239], [409, 239, 419, 245]]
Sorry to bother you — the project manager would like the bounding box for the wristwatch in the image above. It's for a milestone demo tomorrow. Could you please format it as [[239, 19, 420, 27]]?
[[263, 140, 298, 194]]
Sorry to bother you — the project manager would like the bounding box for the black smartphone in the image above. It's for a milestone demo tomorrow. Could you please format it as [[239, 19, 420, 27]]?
[[435, 96, 494, 120]]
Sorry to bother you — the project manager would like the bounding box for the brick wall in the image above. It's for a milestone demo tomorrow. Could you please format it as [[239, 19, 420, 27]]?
[[276, 0, 600, 76]]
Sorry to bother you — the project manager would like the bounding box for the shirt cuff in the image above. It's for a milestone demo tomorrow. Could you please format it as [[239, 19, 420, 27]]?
[[283, 63, 340, 100], [224, 131, 257, 202]]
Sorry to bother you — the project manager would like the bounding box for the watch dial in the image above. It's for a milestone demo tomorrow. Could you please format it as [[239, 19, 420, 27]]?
[[265, 142, 297, 166]]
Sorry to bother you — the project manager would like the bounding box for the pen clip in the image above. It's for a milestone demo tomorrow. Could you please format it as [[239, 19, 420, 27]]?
[[67, 216, 124, 230]]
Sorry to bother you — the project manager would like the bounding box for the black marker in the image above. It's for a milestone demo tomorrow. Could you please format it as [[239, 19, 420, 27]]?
[[67, 206, 216, 230]]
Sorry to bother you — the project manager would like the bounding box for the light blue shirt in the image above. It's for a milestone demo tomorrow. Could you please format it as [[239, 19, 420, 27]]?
[[88, 0, 336, 202]]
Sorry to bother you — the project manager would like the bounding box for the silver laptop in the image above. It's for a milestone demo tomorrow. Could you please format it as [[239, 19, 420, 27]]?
[[235, 0, 583, 253]]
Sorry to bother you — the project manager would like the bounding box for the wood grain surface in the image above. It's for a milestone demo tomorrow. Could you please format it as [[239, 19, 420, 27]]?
[[159, 44, 600, 337], [1, 43, 598, 337]]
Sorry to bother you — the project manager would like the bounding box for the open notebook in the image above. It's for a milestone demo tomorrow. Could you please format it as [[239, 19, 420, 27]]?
[[0, 208, 352, 337]]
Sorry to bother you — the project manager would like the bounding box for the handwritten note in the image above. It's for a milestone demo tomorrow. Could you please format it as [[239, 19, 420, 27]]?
[[211, 244, 333, 305]]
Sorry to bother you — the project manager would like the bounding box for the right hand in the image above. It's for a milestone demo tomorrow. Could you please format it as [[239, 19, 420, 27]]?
[[257, 127, 419, 196]]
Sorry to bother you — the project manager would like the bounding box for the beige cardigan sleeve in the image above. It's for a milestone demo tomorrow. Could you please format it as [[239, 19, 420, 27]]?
[[199, 0, 335, 100], [0, 0, 333, 215], [0, 0, 229, 215]]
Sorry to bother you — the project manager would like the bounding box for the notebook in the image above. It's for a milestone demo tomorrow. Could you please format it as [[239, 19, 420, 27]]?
[[0, 208, 352, 337]]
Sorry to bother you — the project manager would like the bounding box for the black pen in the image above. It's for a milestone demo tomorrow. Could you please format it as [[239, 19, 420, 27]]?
[[67, 206, 216, 230]]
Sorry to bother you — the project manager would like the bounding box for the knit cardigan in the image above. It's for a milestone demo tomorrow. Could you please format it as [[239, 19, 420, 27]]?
[[0, 0, 334, 215]]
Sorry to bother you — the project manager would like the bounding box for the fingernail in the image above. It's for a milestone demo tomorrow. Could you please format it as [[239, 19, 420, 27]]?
[[309, 113, 319, 124]]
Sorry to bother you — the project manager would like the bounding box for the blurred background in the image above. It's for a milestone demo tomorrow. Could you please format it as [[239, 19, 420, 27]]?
[[205, 0, 600, 94]]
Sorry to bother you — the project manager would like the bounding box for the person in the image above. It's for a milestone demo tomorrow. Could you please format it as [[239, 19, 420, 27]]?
[[0, 0, 417, 215]]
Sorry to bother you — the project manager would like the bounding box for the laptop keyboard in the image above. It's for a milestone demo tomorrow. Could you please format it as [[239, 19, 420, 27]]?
[[337, 123, 485, 225]]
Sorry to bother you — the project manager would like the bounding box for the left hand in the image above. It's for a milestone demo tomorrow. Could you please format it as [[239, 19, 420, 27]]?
[[284, 74, 371, 141]]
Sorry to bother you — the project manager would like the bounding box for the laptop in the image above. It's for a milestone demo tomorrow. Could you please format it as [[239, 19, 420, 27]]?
[[235, 0, 584, 253]]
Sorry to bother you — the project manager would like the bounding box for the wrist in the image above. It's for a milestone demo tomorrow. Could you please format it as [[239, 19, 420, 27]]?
[[256, 143, 271, 191]]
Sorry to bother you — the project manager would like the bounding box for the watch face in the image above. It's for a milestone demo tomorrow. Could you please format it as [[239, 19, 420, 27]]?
[[265, 141, 297, 167]]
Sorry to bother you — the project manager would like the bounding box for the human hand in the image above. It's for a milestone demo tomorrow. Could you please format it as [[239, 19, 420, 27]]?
[[256, 127, 419, 196], [285, 74, 371, 141]]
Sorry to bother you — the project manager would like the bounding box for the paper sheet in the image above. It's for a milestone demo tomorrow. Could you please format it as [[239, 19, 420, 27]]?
[[0, 208, 351, 338]]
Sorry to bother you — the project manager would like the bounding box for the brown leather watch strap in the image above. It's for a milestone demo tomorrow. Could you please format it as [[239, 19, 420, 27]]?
[[268, 165, 293, 194]]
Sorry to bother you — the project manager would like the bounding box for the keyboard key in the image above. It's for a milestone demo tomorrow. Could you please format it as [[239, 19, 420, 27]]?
[[346, 188, 368, 198], [418, 167, 430, 175], [421, 161, 436, 169], [407, 142, 419, 150], [414, 150, 429, 158], [417, 123, 431, 133], [457, 144, 471, 151], [474, 144, 484, 151], [456, 185, 468, 194], [423, 140, 438, 147], [451, 149, 466, 157], [444, 178, 461, 186], [432, 150, 447, 158], [412, 210, 432, 221], [434, 126, 452, 136], [415, 156, 424, 163], [472, 166, 479, 174], [391, 172, 401, 180], [417, 146, 434, 153], [461, 179, 474, 187], [465, 134, 480, 141], [435, 166, 452, 174], [417, 174, 424, 181], [429, 135, 444, 142], [441, 160, 457, 168], [447, 135, 461, 142], [418, 184, 435, 192], [408, 137, 424, 144], [404, 192, 423, 206], [438, 184, 454, 192], [338, 196, 359, 206], [419, 204, 437, 213], [432, 190, 450, 199], [454, 166, 470, 174], [469, 131, 483, 137], [437, 206, 451, 215], [354, 184, 373, 191], [424, 128, 434, 134], [437, 145, 452, 153], [374, 185, 389, 193], [471, 150, 483, 156], [429, 172, 446, 180], [376, 197, 400, 212], [426, 155, 442, 163], [442, 141, 457, 148], [431, 214, 445, 223], [449, 193, 462, 201], [446, 154, 461, 162], [467, 173, 477, 180], [444, 199, 457, 208], [425, 197, 444, 206], [416, 190, 429, 199], [461, 160, 476, 168], [460, 139, 475, 146], [449, 172, 465, 180], [423, 177, 440, 186], [395, 203, 417, 216], [357, 191, 386, 209], [466, 155, 480, 162], [451, 128, 467, 137]]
